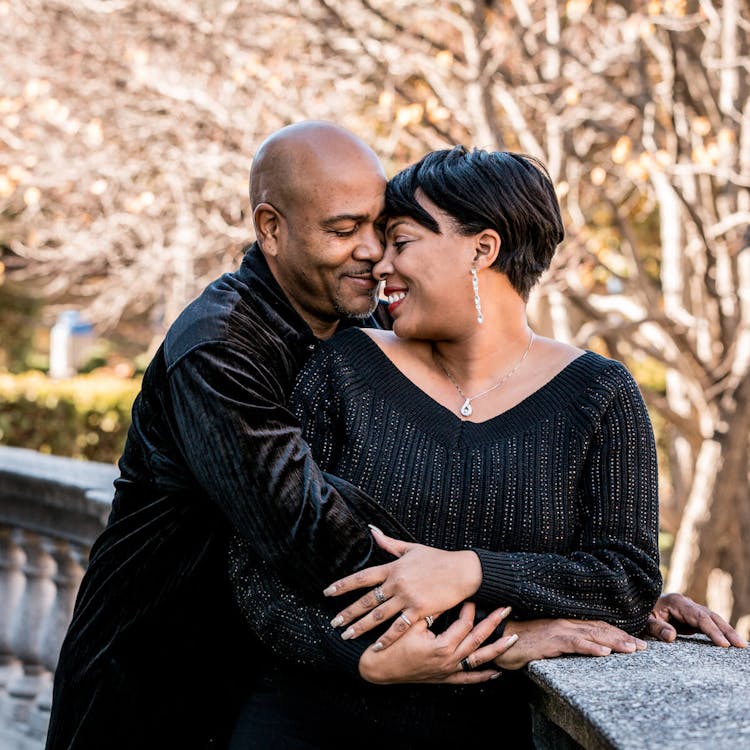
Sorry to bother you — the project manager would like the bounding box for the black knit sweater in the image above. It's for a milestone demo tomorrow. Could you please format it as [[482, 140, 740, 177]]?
[[229, 328, 662, 734]]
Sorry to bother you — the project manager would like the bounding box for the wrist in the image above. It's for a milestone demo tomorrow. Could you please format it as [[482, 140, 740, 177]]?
[[458, 549, 482, 598]]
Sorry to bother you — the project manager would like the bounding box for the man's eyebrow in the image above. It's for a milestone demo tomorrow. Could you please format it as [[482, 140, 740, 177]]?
[[320, 214, 368, 228]]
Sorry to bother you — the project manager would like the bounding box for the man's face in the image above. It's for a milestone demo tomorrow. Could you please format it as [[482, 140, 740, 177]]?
[[274, 157, 386, 335]]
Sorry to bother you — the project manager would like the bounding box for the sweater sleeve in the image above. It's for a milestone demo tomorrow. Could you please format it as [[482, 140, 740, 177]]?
[[228, 535, 372, 679], [471, 363, 663, 634]]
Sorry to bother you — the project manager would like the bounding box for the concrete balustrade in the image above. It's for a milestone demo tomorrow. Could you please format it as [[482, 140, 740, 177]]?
[[0, 444, 748, 749], [0, 446, 114, 750]]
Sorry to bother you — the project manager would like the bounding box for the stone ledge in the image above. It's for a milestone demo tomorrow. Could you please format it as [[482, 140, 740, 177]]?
[[527, 634, 750, 750], [0, 445, 116, 545]]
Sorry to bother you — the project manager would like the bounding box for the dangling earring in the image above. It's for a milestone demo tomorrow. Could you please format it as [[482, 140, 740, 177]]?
[[471, 267, 484, 324]]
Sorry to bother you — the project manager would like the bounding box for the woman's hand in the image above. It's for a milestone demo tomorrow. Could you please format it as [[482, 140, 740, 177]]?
[[358, 602, 516, 685], [323, 526, 482, 648]]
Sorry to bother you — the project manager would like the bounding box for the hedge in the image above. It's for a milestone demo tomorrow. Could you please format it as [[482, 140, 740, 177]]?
[[0, 370, 141, 464]]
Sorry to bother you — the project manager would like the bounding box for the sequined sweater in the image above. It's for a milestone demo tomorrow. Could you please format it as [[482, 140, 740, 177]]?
[[230, 327, 663, 690]]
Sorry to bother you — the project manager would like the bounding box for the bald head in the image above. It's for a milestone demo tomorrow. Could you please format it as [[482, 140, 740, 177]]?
[[249, 121, 385, 215]]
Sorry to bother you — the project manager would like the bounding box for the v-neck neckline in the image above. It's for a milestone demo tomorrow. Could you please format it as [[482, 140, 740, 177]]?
[[341, 328, 609, 443]]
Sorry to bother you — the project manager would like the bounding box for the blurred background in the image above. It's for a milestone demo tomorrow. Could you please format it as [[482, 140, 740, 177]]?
[[1, 0, 748, 632]]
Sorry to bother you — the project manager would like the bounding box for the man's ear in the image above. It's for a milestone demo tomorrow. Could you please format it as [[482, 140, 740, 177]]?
[[473, 229, 501, 269], [253, 203, 282, 257]]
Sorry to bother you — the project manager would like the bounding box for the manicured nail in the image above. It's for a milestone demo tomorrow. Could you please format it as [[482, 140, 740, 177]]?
[[499, 606, 512, 618], [368, 524, 383, 535], [341, 628, 355, 640], [372, 641, 384, 652], [489, 672, 502, 680], [505, 633, 519, 646], [330, 616, 344, 628], [323, 585, 336, 596]]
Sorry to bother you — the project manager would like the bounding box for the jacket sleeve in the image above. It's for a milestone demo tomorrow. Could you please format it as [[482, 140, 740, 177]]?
[[471, 363, 663, 634], [167, 339, 391, 593]]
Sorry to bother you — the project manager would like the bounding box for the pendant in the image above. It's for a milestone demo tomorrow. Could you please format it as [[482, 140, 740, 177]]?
[[460, 399, 473, 417]]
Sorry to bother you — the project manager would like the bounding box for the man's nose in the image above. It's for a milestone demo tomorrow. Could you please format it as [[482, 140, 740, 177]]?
[[353, 225, 384, 263], [372, 245, 394, 280]]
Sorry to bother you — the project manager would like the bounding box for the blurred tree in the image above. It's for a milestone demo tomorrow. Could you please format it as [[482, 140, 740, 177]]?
[[1, 0, 748, 628]]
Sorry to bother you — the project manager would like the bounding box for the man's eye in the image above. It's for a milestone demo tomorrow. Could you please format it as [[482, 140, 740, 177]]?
[[333, 226, 358, 237]]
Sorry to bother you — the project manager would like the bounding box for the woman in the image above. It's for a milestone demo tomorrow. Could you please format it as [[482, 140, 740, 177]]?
[[227, 146, 662, 748]]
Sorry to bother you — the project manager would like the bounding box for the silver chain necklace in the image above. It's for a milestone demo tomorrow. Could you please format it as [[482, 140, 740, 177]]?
[[434, 330, 534, 417]]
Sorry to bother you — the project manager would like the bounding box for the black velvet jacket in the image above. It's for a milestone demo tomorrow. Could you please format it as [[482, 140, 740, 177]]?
[[45, 243, 395, 750]]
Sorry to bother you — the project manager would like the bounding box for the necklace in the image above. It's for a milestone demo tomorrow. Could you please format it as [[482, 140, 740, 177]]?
[[434, 330, 534, 417]]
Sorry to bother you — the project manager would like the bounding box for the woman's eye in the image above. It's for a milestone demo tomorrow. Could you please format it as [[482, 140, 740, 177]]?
[[393, 240, 409, 252]]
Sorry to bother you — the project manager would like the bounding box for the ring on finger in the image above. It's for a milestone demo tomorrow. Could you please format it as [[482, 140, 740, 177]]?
[[373, 585, 386, 605], [425, 615, 434, 628], [460, 657, 472, 672], [399, 612, 412, 627]]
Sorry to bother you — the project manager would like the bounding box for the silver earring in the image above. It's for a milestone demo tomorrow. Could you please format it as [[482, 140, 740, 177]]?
[[471, 267, 484, 324]]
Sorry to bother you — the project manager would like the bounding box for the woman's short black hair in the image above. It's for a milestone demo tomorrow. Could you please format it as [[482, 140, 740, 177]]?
[[386, 145, 565, 300]]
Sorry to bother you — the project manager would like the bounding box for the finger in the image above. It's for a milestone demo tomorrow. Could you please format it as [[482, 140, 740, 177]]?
[[646, 614, 676, 643], [454, 606, 512, 656], [322, 563, 390, 597], [428, 669, 502, 686], [710, 614, 748, 648], [364, 608, 427, 650], [688, 610, 731, 647], [368, 525, 412, 558], [329, 585, 398, 629], [460, 633, 519, 670], [587, 622, 647, 653]]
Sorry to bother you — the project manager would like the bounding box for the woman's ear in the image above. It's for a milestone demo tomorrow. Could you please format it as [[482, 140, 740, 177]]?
[[253, 203, 282, 257], [473, 229, 501, 269]]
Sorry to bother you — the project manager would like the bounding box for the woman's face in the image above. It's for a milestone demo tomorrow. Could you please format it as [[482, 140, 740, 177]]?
[[374, 194, 479, 340]]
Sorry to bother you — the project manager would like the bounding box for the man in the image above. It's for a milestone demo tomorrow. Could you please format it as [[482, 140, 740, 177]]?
[[45, 121, 745, 750]]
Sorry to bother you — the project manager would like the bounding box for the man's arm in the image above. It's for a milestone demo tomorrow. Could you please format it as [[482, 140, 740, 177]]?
[[168, 340, 394, 591]]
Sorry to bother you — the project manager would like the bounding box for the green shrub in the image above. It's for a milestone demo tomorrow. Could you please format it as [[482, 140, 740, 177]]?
[[0, 370, 141, 464]]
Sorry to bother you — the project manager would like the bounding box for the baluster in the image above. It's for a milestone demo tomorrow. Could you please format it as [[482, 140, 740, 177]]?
[[29, 540, 87, 742], [4, 531, 56, 734], [0, 527, 26, 709]]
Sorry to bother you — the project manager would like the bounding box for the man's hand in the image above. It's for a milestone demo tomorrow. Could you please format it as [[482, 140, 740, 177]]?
[[324, 526, 482, 648], [495, 618, 648, 671], [647, 592, 747, 648], [358, 602, 517, 685]]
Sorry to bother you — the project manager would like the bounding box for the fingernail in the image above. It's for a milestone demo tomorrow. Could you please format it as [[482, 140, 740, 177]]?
[[323, 585, 336, 596], [505, 633, 519, 645], [368, 524, 383, 535], [372, 641, 384, 652], [330, 616, 344, 628], [636, 639, 648, 649], [599, 646, 611, 655], [341, 628, 355, 640], [499, 606, 512, 619], [489, 671, 502, 680]]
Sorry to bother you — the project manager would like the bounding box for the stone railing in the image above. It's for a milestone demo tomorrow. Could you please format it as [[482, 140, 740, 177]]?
[[0, 445, 748, 749], [0, 446, 115, 750]]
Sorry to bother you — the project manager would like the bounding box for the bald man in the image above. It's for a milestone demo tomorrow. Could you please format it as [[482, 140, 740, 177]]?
[[45, 122, 401, 750]]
